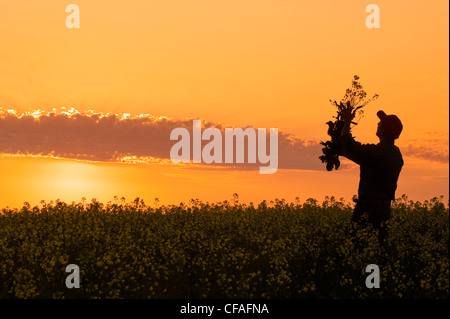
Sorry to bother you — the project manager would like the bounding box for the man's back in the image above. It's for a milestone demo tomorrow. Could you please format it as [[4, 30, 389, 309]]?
[[337, 133, 404, 200]]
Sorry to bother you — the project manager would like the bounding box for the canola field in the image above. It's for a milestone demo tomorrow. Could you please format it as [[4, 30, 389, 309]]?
[[0, 195, 448, 299]]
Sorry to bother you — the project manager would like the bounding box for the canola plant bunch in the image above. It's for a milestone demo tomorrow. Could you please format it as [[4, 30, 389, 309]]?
[[0, 196, 448, 299]]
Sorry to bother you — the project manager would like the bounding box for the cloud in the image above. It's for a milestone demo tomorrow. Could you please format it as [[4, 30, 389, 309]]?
[[398, 134, 449, 164], [1, 108, 447, 172], [0, 108, 326, 171]]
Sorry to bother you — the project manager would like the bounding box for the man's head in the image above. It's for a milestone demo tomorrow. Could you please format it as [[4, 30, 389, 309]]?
[[376, 110, 403, 141]]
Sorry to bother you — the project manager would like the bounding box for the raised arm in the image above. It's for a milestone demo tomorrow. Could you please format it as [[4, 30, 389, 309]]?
[[340, 107, 354, 136]]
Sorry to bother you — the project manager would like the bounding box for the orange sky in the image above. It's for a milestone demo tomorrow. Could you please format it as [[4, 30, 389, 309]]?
[[0, 0, 448, 208]]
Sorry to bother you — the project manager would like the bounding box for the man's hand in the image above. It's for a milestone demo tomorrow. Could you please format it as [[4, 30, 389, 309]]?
[[341, 107, 355, 122], [340, 107, 355, 136]]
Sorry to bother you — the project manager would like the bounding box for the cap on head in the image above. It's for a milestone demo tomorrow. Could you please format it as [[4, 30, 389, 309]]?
[[377, 110, 403, 139]]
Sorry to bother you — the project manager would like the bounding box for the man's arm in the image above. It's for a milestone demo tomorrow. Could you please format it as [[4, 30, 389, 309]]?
[[336, 106, 353, 159], [337, 131, 383, 166], [340, 107, 353, 136], [337, 107, 382, 165]]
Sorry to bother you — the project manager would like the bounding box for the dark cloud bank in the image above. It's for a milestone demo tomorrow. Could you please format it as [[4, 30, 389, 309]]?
[[0, 110, 447, 171]]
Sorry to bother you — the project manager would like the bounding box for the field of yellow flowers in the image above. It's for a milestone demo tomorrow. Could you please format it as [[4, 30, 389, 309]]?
[[0, 195, 448, 299]]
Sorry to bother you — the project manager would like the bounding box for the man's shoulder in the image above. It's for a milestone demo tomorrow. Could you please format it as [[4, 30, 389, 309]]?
[[392, 144, 404, 163], [381, 142, 403, 155], [378, 143, 404, 166]]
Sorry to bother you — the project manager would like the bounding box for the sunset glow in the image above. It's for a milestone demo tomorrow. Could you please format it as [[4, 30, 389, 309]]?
[[0, 0, 448, 208]]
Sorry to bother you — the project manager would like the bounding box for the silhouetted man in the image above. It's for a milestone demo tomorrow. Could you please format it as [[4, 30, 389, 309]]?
[[337, 109, 404, 247]]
